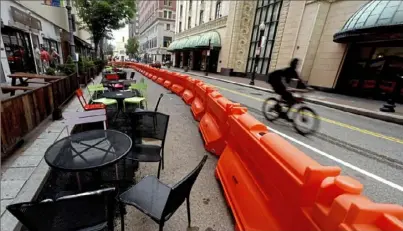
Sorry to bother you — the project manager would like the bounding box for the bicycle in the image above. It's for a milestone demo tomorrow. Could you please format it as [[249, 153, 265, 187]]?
[[262, 88, 319, 135]]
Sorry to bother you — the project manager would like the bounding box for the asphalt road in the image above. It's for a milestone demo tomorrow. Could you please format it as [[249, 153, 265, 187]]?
[[177, 73, 403, 205]]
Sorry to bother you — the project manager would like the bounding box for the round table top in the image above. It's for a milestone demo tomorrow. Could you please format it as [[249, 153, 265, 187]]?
[[45, 130, 132, 171], [102, 91, 137, 99]]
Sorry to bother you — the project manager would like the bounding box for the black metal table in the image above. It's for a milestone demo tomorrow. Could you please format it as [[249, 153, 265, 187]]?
[[102, 91, 139, 121], [44, 129, 132, 190]]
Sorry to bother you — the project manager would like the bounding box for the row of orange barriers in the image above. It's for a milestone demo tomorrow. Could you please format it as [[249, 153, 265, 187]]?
[[122, 62, 403, 231]]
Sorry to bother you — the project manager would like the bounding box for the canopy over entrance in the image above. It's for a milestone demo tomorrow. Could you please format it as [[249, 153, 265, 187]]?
[[333, 0, 403, 43]]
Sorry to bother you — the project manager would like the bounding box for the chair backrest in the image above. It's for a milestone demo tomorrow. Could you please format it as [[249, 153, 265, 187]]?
[[140, 78, 145, 83], [7, 188, 116, 231], [130, 111, 169, 141], [129, 72, 135, 79], [75, 89, 87, 109], [161, 155, 208, 219], [62, 109, 107, 135], [154, 93, 164, 112]]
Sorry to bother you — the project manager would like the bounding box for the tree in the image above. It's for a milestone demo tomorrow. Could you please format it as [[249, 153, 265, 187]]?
[[105, 43, 114, 56], [74, 0, 135, 59], [125, 37, 139, 58]]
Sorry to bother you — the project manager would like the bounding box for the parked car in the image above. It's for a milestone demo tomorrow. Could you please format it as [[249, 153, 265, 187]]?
[[150, 61, 161, 68]]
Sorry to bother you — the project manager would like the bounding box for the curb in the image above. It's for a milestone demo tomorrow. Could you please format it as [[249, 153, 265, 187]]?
[[168, 68, 403, 126]]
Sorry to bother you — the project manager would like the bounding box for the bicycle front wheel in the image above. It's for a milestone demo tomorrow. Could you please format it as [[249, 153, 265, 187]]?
[[293, 106, 319, 135], [262, 97, 281, 121]]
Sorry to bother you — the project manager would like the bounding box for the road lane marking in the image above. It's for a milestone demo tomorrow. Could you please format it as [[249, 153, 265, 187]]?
[[212, 84, 403, 144], [267, 126, 403, 192]]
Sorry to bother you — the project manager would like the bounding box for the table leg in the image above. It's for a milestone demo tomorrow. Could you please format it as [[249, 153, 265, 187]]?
[[11, 78, 16, 86], [115, 163, 119, 181], [76, 172, 82, 191]]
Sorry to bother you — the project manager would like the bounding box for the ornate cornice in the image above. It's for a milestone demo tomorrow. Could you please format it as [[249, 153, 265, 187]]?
[[174, 16, 228, 39]]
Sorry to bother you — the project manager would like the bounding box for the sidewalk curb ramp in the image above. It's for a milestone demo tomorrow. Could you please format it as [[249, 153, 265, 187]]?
[[169, 68, 403, 126], [119, 62, 403, 231]]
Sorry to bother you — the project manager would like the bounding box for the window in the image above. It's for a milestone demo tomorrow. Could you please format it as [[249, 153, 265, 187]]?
[[164, 0, 168, 5], [215, 0, 222, 19], [189, 0, 192, 11], [164, 10, 168, 18], [245, 0, 282, 75], [168, 0, 172, 6], [188, 17, 191, 29], [199, 10, 204, 24], [166, 23, 170, 31], [180, 5, 183, 16], [179, 22, 182, 32], [168, 11, 172, 19], [163, 36, 172, 47]]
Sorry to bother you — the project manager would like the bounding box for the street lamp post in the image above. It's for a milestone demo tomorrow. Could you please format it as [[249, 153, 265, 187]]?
[[205, 38, 212, 76], [250, 23, 266, 85]]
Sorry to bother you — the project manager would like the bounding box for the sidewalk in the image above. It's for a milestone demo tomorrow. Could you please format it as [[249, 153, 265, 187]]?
[[168, 67, 403, 125]]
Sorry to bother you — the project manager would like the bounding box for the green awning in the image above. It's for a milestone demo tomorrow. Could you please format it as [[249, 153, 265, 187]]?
[[196, 31, 221, 48], [176, 38, 189, 50], [182, 35, 201, 50], [167, 40, 178, 51], [334, 0, 403, 43]]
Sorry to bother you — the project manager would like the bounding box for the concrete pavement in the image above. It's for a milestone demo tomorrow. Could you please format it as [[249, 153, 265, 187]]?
[[163, 73, 403, 206], [168, 67, 403, 125]]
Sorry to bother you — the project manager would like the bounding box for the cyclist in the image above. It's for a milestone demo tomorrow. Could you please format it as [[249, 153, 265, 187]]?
[[267, 58, 307, 119]]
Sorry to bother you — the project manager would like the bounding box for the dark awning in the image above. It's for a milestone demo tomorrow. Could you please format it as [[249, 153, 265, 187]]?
[[333, 0, 403, 43]]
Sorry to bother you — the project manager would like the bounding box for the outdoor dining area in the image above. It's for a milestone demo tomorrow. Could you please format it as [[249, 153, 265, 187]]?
[[4, 66, 215, 231]]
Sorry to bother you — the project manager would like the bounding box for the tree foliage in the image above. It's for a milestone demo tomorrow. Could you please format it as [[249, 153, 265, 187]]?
[[125, 37, 139, 58], [74, 0, 135, 57]]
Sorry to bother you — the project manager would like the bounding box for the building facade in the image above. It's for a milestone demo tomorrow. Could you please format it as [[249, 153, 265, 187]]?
[[113, 36, 129, 61], [0, 0, 94, 82], [129, 1, 140, 39], [272, 0, 403, 102], [169, 0, 281, 77], [138, 0, 176, 63]]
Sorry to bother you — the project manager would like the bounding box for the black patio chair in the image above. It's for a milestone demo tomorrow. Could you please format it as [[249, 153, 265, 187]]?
[[119, 155, 208, 231], [134, 93, 164, 112], [129, 72, 135, 79], [7, 187, 116, 231], [126, 111, 169, 178]]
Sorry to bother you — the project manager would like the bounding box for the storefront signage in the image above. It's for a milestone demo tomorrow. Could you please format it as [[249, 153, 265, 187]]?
[[10, 6, 42, 31]]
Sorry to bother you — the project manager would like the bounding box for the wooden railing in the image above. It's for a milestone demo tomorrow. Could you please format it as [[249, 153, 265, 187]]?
[[1, 83, 54, 158], [1, 64, 105, 159]]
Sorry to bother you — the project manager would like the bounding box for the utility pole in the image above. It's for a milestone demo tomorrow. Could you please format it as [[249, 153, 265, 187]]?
[[66, 0, 76, 60], [65, 0, 79, 84]]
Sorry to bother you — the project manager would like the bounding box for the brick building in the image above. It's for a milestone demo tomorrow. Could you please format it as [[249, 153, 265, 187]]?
[[138, 0, 176, 63]]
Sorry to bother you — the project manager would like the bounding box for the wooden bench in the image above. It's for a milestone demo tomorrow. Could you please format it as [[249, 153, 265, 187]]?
[[8, 72, 61, 88], [1, 86, 36, 96]]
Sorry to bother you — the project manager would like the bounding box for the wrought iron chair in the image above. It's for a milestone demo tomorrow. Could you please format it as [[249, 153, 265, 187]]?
[[7, 188, 116, 231], [126, 111, 169, 178], [119, 155, 208, 231]]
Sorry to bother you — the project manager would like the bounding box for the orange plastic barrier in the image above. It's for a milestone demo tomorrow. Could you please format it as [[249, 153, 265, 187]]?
[[199, 91, 246, 156], [170, 73, 187, 96], [127, 62, 403, 231], [182, 77, 198, 105], [156, 77, 165, 84], [190, 82, 215, 121], [216, 113, 342, 231]]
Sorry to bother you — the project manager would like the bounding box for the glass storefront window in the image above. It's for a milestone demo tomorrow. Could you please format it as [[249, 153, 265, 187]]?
[[2, 27, 36, 74], [246, 0, 282, 75]]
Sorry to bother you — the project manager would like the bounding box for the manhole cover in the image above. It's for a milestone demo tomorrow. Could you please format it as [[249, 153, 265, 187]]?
[[250, 92, 262, 96]]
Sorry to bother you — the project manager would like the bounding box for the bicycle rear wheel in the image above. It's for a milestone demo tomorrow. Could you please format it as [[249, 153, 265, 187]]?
[[262, 97, 281, 121], [293, 106, 319, 135]]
